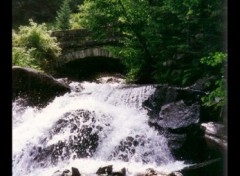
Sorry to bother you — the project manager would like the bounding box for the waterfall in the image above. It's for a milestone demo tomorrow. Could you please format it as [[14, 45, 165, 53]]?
[[12, 79, 188, 176]]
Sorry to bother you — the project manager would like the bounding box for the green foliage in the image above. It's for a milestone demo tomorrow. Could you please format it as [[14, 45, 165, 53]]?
[[12, 47, 42, 70], [75, 0, 226, 84], [200, 52, 227, 118], [12, 20, 61, 72], [13, 0, 84, 29], [70, 13, 85, 29], [76, 0, 154, 81], [12, 0, 63, 28], [201, 79, 225, 109], [151, 0, 226, 85], [55, 0, 72, 30], [104, 43, 145, 82], [201, 52, 227, 67]]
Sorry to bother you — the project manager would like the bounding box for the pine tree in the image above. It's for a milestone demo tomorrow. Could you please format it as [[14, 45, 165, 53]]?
[[56, 0, 72, 30]]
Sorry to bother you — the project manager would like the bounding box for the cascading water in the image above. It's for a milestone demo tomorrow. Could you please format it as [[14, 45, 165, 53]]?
[[13, 78, 189, 176]]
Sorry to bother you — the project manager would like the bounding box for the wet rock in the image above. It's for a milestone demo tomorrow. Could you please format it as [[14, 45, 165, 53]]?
[[145, 168, 162, 176], [96, 165, 126, 176], [168, 172, 183, 176], [168, 124, 208, 162], [56, 77, 71, 86], [51, 170, 61, 176], [201, 122, 227, 149], [180, 158, 224, 176], [112, 168, 126, 176], [143, 85, 203, 120], [157, 100, 200, 129], [143, 86, 178, 119], [110, 135, 145, 162], [68, 82, 83, 92], [29, 109, 105, 166], [62, 169, 72, 176], [165, 133, 186, 150], [143, 84, 221, 163], [135, 168, 173, 176], [147, 99, 205, 162], [96, 165, 113, 175], [96, 76, 125, 84], [121, 168, 126, 176], [201, 122, 227, 140], [140, 169, 183, 176], [188, 77, 210, 91], [12, 66, 70, 106], [51, 169, 72, 176], [72, 167, 81, 176]]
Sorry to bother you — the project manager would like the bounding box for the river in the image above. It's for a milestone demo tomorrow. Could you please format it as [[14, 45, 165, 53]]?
[[12, 77, 190, 176]]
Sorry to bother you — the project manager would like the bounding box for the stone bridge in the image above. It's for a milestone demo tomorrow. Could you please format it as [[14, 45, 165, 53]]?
[[50, 29, 125, 80], [51, 28, 121, 67]]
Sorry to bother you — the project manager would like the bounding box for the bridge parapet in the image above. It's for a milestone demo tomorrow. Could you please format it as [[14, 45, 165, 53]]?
[[51, 29, 120, 51], [51, 29, 121, 67], [51, 28, 90, 39]]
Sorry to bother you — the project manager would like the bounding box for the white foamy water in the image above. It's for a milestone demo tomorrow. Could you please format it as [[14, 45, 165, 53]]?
[[13, 79, 189, 176], [21, 159, 187, 176]]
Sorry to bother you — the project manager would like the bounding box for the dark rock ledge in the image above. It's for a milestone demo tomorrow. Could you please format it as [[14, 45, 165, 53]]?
[[51, 165, 183, 176], [51, 159, 222, 176], [201, 122, 227, 150], [12, 66, 70, 106]]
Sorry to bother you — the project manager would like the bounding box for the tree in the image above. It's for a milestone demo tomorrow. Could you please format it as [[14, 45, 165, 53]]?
[[140, 0, 226, 85], [76, 0, 226, 85], [78, 0, 155, 82], [12, 20, 61, 72], [55, 0, 72, 30], [12, 0, 63, 28]]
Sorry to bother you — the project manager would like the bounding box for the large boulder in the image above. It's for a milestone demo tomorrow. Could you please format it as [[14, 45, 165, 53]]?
[[12, 66, 70, 106], [201, 122, 227, 149], [157, 100, 200, 129], [143, 85, 209, 162], [143, 85, 204, 120]]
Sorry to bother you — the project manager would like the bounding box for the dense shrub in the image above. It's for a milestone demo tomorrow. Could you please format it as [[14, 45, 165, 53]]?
[[12, 20, 61, 72], [200, 52, 227, 120]]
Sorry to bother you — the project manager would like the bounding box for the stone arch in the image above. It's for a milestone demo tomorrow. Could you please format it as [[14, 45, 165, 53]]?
[[55, 47, 125, 81], [58, 47, 118, 66]]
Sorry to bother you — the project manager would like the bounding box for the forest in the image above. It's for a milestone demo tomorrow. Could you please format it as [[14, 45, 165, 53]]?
[[12, 0, 227, 121]]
